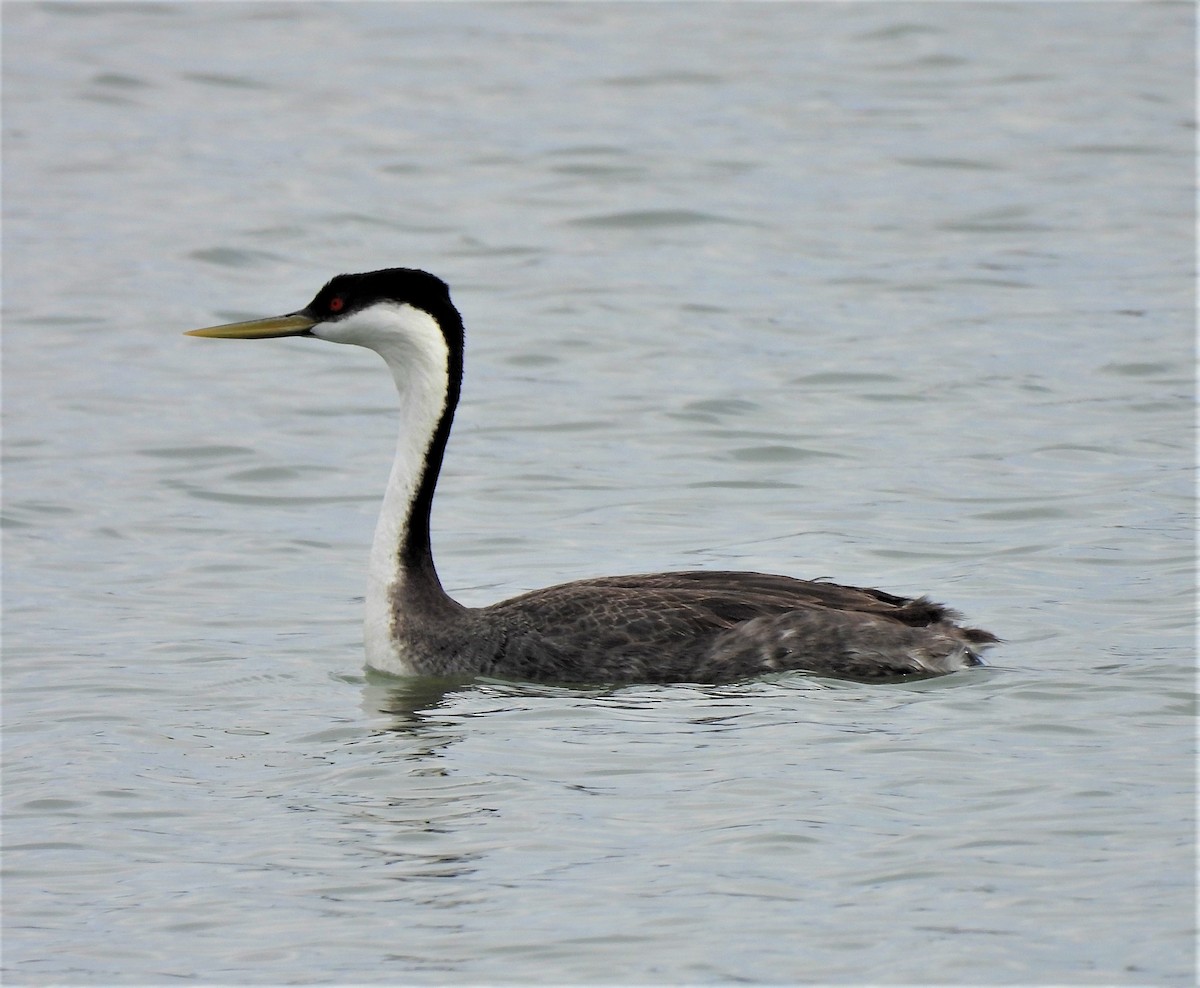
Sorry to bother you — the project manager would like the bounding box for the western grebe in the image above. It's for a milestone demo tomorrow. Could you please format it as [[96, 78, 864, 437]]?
[[187, 268, 995, 682]]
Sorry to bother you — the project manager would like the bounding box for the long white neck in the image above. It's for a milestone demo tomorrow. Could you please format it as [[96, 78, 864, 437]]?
[[314, 302, 460, 675], [362, 390, 438, 674]]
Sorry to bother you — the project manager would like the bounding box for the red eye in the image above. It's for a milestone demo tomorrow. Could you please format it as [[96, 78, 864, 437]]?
[[329, 296, 345, 313]]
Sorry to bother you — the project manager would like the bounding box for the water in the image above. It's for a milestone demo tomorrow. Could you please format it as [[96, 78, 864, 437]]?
[[3, 3, 1194, 984]]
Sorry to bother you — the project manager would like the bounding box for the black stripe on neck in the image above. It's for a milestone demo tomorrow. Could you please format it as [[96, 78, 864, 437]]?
[[399, 289, 465, 606]]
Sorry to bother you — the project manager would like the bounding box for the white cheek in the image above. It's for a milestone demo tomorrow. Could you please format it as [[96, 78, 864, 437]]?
[[311, 302, 444, 363]]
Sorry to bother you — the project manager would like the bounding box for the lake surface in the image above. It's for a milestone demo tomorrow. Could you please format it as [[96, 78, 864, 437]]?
[[2, 3, 1195, 984]]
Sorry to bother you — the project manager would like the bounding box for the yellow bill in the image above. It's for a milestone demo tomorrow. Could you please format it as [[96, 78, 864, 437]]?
[[185, 313, 316, 339]]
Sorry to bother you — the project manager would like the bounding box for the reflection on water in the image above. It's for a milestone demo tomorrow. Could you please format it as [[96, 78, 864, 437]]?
[[361, 672, 479, 730]]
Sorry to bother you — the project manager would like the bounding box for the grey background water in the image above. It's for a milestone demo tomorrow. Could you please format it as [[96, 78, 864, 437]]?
[[2, 3, 1194, 984]]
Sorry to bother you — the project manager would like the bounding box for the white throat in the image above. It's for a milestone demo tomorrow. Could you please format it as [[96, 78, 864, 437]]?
[[314, 302, 451, 674]]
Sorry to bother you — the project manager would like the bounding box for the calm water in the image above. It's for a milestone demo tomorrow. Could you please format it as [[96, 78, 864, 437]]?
[[3, 3, 1195, 984]]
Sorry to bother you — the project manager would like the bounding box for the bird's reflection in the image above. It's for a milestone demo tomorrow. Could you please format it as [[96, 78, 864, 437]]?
[[360, 670, 477, 731]]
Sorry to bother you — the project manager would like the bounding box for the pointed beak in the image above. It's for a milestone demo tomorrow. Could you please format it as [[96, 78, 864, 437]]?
[[185, 312, 316, 339]]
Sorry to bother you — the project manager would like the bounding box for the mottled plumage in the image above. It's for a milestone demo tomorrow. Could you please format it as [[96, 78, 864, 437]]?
[[394, 571, 995, 683], [187, 268, 996, 684]]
